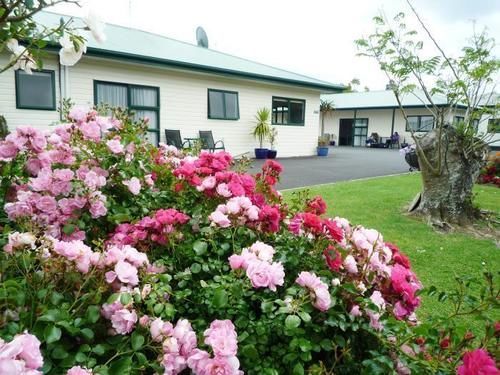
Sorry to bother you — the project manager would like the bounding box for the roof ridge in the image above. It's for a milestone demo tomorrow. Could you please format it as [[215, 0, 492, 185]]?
[[42, 10, 343, 88]]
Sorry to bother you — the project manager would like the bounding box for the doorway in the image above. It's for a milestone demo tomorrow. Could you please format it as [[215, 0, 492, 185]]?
[[339, 119, 353, 146]]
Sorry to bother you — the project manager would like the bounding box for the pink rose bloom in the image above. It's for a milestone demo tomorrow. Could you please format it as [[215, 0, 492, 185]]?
[[101, 300, 123, 319], [312, 286, 331, 311], [80, 121, 101, 141], [250, 241, 275, 262], [209, 210, 231, 228], [228, 254, 245, 270], [111, 308, 137, 334], [0, 332, 43, 371], [197, 176, 216, 192], [343, 255, 358, 274], [216, 183, 232, 197], [457, 349, 499, 375], [145, 174, 154, 187], [150, 318, 173, 342], [3, 232, 36, 253], [204, 320, 238, 357], [122, 245, 149, 267], [0, 359, 29, 374], [67, 366, 93, 375], [295, 271, 323, 289], [68, 106, 88, 122], [114, 260, 139, 286], [34, 195, 57, 213], [106, 139, 124, 154], [246, 260, 284, 291], [53, 168, 74, 182], [245, 205, 259, 221], [84, 171, 106, 190], [367, 310, 383, 331], [369, 291, 386, 311], [393, 302, 410, 320], [187, 349, 211, 373], [138, 315, 150, 327], [202, 356, 241, 375], [89, 200, 107, 218], [226, 199, 241, 215], [0, 141, 19, 161], [350, 305, 362, 317], [123, 177, 141, 195]]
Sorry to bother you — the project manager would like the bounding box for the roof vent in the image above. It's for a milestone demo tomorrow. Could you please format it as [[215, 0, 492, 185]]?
[[196, 26, 209, 48]]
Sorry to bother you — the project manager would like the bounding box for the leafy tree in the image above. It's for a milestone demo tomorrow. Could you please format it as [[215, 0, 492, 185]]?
[[319, 99, 335, 136], [0, 0, 105, 74], [355, 1, 499, 227]]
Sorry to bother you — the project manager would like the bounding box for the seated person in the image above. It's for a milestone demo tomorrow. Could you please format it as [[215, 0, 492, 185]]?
[[366, 132, 380, 146]]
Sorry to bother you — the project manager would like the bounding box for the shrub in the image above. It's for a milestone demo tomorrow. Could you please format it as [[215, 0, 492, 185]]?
[[0, 108, 497, 374], [478, 153, 500, 187]]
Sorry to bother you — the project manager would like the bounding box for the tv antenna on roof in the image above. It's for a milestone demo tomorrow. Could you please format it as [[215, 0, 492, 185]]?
[[196, 26, 209, 48]]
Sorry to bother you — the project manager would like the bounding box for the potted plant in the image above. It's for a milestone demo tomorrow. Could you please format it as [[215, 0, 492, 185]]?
[[267, 127, 278, 159], [252, 107, 271, 159], [317, 135, 330, 156]]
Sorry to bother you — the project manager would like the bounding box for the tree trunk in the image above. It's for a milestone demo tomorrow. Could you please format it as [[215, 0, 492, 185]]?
[[412, 126, 488, 227]]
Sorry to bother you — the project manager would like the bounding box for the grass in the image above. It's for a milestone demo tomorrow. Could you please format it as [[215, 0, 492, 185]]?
[[282, 173, 499, 330]]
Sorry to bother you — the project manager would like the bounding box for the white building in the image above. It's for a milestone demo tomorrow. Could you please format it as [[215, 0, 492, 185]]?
[[0, 12, 343, 157], [321, 90, 499, 150]]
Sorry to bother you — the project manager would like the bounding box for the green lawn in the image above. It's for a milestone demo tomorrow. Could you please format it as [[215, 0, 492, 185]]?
[[283, 174, 499, 329]]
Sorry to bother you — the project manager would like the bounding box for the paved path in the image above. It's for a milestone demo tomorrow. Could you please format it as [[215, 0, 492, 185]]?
[[249, 147, 409, 190]]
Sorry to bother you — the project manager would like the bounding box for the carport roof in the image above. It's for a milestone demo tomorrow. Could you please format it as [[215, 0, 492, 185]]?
[[35, 11, 345, 92], [321, 89, 466, 110]]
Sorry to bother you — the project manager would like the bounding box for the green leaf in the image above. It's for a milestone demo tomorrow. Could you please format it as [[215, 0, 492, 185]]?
[[109, 357, 132, 375], [193, 240, 208, 256], [131, 331, 145, 350], [190, 263, 202, 273], [62, 224, 76, 235], [212, 288, 228, 308], [44, 325, 62, 344], [50, 292, 64, 305], [298, 311, 311, 323], [92, 344, 106, 356], [51, 345, 68, 359], [80, 328, 94, 340], [86, 305, 100, 323], [292, 363, 304, 375], [285, 315, 301, 330], [135, 352, 147, 365], [241, 344, 259, 360], [120, 293, 132, 305]]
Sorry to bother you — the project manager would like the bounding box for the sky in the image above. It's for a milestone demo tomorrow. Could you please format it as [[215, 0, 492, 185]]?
[[51, 0, 500, 90]]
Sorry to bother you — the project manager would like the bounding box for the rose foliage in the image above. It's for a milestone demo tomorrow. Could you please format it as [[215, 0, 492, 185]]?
[[0, 108, 498, 374]]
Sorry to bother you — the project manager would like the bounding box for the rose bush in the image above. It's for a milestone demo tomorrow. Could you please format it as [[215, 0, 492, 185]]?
[[0, 107, 497, 374]]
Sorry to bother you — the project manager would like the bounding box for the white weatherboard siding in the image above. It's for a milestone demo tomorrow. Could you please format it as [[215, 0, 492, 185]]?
[[69, 57, 320, 157], [324, 108, 460, 145], [0, 54, 61, 129], [0, 54, 321, 157]]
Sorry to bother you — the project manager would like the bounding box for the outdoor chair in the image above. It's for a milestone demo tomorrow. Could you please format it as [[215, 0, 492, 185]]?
[[165, 129, 190, 149], [199, 130, 225, 152]]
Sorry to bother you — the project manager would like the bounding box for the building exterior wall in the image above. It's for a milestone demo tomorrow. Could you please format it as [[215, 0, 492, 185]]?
[[0, 54, 321, 157], [0, 54, 61, 128], [323, 107, 461, 146]]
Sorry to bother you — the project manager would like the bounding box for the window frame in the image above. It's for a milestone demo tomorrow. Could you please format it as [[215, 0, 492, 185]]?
[[406, 115, 435, 132], [15, 69, 56, 110], [271, 96, 306, 126], [487, 118, 500, 133], [207, 89, 240, 120], [93, 80, 160, 144]]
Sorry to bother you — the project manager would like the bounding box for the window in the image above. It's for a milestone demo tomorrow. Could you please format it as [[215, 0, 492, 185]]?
[[207, 89, 239, 120], [15, 70, 56, 110], [454, 116, 464, 124], [272, 97, 305, 126], [488, 118, 500, 133], [406, 115, 434, 132], [94, 81, 160, 144]]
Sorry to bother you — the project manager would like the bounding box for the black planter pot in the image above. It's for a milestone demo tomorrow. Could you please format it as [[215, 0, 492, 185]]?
[[405, 151, 420, 171], [254, 148, 268, 159], [267, 149, 277, 159]]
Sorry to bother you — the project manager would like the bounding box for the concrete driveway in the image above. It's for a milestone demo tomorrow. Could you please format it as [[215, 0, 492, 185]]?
[[249, 146, 409, 190]]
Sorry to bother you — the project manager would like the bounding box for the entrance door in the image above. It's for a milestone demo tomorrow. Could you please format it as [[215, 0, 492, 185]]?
[[339, 119, 353, 146]]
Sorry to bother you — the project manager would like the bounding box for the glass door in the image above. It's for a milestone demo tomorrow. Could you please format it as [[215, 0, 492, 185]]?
[[353, 119, 368, 146]]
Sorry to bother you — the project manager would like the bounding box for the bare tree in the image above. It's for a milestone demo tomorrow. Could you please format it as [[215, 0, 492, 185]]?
[[355, 2, 499, 228]]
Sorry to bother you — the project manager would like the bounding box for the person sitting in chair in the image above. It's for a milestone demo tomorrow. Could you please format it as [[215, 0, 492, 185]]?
[[366, 132, 380, 146], [390, 132, 400, 148]]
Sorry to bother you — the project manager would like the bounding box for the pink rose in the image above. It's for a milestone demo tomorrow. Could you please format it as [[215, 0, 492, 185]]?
[[123, 177, 141, 195], [228, 254, 245, 270], [68, 106, 88, 122], [216, 183, 232, 197], [457, 349, 498, 375], [114, 260, 139, 286], [343, 255, 358, 274], [110, 308, 137, 334], [67, 366, 93, 375], [80, 121, 101, 141], [209, 210, 231, 228], [249, 241, 275, 262], [201, 356, 241, 375], [246, 260, 284, 291], [350, 305, 362, 317], [106, 139, 124, 154], [0, 141, 19, 161], [204, 320, 238, 357]]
